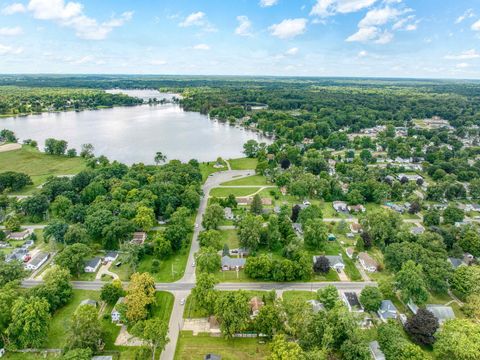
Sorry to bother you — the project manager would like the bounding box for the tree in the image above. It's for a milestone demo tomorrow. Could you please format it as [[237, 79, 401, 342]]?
[[154, 151, 167, 165], [101, 280, 125, 305], [347, 189, 365, 205], [61, 349, 92, 360], [450, 265, 480, 298], [64, 223, 90, 245], [463, 294, 480, 321], [125, 272, 156, 323], [21, 194, 49, 221], [434, 319, 480, 360], [378, 321, 425, 360], [80, 143, 95, 158], [0, 171, 32, 192], [359, 286, 382, 312], [133, 206, 156, 231], [0, 261, 25, 287], [268, 334, 305, 360], [44, 219, 69, 244], [395, 261, 429, 305], [55, 243, 91, 276], [0, 282, 20, 333], [317, 285, 339, 310], [405, 308, 439, 346], [32, 265, 73, 312], [313, 256, 330, 273], [238, 213, 263, 250], [131, 318, 169, 360], [7, 296, 51, 349], [243, 139, 259, 158], [214, 291, 250, 338], [50, 195, 73, 219], [408, 201, 421, 215], [153, 234, 172, 259], [250, 194, 263, 215], [362, 210, 402, 248], [443, 206, 464, 225], [459, 229, 480, 257], [191, 273, 218, 315], [202, 204, 224, 230], [298, 205, 323, 225], [65, 304, 104, 352], [424, 209, 440, 226], [266, 215, 282, 250], [44, 138, 68, 155], [198, 230, 222, 250], [4, 215, 21, 232], [303, 219, 328, 250], [254, 304, 284, 338], [195, 247, 221, 274]]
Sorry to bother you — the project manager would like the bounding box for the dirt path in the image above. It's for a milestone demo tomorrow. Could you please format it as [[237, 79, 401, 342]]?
[[0, 143, 21, 152]]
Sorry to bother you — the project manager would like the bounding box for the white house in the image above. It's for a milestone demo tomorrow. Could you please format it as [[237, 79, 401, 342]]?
[[111, 297, 125, 323], [25, 252, 49, 271], [104, 251, 119, 262], [84, 257, 101, 273], [333, 201, 348, 212], [7, 229, 31, 241], [313, 255, 345, 271], [358, 252, 378, 273]]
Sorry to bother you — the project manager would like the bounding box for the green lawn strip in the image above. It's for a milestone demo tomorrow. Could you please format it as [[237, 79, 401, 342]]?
[[0, 146, 86, 193], [219, 229, 240, 248], [311, 269, 340, 281], [228, 158, 258, 170], [174, 331, 269, 360], [220, 175, 269, 186], [341, 252, 362, 281], [3, 354, 60, 359], [281, 290, 317, 303], [210, 187, 262, 198], [45, 289, 101, 348], [152, 291, 175, 324]]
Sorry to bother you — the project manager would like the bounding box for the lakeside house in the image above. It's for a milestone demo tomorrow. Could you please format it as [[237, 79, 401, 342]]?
[[84, 257, 101, 273], [358, 252, 378, 273], [131, 232, 147, 245], [111, 297, 125, 323], [25, 252, 49, 271], [221, 256, 246, 271]]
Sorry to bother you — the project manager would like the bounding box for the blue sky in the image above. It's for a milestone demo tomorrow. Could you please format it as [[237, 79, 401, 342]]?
[[0, 0, 479, 78]]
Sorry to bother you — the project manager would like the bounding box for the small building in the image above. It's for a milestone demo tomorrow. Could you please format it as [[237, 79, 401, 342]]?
[[333, 201, 348, 212], [377, 300, 398, 322], [22, 240, 34, 249], [306, 299, 325, 313], [7, 229, 31, 241], [0, 348, 5, 358], [84, 257, 101, 273], [342, 292, 363, 312], [350, 223, 362, 234], [80, 299, 98, 308], [249, 296, 264, 317], [224, 207, 234, 220], [397, 173, 423, 182], [104, 251, 119, 262], [313, 255, 345, 271], [410, 226, 425, 235], [426, 305, 455, 324], [345, 247, 355, 259], [369, 341, 386, 360], [221, 256, 246, 271], [131, 232, 147, 245], [25, 252, 49, 271], [111, 297, 125, 323], [358, 252, 378, 273], [5, 248, 28, 263], [447, 257, 466, 269], [292, 223, 303, 236], [348, 204, 366, 213], [328, 233, 336, 241]]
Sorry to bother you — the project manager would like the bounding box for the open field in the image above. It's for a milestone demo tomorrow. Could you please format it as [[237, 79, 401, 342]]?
[[228, 158, 258, 170], [0, 146, 85, 193], [210, 187, 261, 198], [220, 229, 240, 248], [220, 175, 269, 186], [175, 331, 269, 360]]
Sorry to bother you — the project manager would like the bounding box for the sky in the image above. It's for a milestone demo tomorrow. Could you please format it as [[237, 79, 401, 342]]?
[[0, 0, 479, 79]]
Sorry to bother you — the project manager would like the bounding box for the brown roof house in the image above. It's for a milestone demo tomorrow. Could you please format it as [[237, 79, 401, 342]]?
[[358, 252, 378, 273], [131, 232, 147, 245], [249, 296, 264, 318]]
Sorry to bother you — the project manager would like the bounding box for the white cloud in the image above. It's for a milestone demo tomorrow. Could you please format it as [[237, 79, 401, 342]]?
[[472, 20, 480, 31], [193, 43, 210, 50], [285, 47, 299, 55], [392, 15, 417, 30], [235, 16, 252, 36], [359, 7, 403, 27], [259, 0, 278, 7], [310, 0, 378, 18], [149, 59, 167, 66], [456, 62, 470, 69], [19, 0, 133, 40], [358, 50, 368, 57], [445, 49, 480, 60], [346, 26, 378, 42], [456, 9, 475, 24], [0, 26, 23, 36], [269, 18, 307, 39], [1, 3, 27, 15], [0, 43, 23, 55], [375, 31, 393, 44], [179, 11, 205, 27]]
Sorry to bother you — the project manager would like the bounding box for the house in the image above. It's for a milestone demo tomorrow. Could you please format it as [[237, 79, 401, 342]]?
[[448, 257, 466, 269], [249, 296, 264, 317], [22, 240, 34, 249], [7, 229, 31, 241], [224, 207, 234, 220], [410, 226, 425, 235], [348, 204, 366, 213], [221, 256, 246, 271], [80, 299, 98, 308], [25, 252, 49, 271], [84, 257, 101, 273], [342, 292, 363, 312], [377, 300, 398, 322], [346, 247, 355, 259], [369, 341, 386, 360], [204, 355, 222, 360], [306, 299, 325, 313], [426, 305, 455, 324], [5, 248, 28, 263], [111, 297, 125, 323], [131, 232, 147, 245], [104, 251, 119, 262], [358, 252, 378, 273], [397, 173, 423, 182], [333, 201, 348, 212], [0, 241, 9, 248], [384, 202, 404, 213], [313, 255, 345, 271], [292, 223, 303, 236], [350, 223, 362, 234]]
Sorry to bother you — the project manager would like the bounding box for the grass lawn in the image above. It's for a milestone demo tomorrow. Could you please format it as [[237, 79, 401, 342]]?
[[220, 175, 269, 186], [282, 290, 317, 303], [152, 291, 175, 323], [210, 187, 261, 198], [45, 289, 101, 348], [213, 269, 251, 282], [200, 160, 227, 180], [0, 146, 86, 193], [3, 354, 61, 359], [175, 331, 269, 360], [220, 229, 240, 248], [228, 158, 258, 170], [311, 269, 340, 281], [137, 248, 190, 282], [342, 253, 362, 281]]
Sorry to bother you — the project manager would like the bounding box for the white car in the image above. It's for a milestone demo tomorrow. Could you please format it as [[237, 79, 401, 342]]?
[[180, 298, 185, 305], [195, 224, 199, 228], [192, 261, 196, 267]]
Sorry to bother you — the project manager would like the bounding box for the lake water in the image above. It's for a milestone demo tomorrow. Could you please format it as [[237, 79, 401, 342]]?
[[0, 90, 269, 164]]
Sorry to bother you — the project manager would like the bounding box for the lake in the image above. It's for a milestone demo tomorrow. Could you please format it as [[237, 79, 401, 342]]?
[[0, 90, 269, 164]]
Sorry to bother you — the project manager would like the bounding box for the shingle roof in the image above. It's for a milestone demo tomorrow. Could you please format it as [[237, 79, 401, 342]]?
[[378, 300, 398, 320], [221, 256, 246, 268], [85, 257, 101, 269], [426, 305, 455, 322]]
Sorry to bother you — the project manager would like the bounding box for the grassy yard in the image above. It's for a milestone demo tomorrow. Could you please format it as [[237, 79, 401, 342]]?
[[200, 160, 227, 180], [152, 291, 175, 323], [282, 290, 317, 303], [228, 158, 258, 170], [341, 252, 362, 281], [175, 331, 269, 360], [210, 187, 261, 198], [311, 269, 340, 281], [220, 229, 240, 248], [0, 146, 86, 193], [220, 175, 269, 186]]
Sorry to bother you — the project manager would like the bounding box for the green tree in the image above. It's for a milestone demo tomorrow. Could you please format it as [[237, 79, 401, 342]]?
[[32, 265, 73, 312], [254, 304, 284, 339], [44, 219, 69, 244], [359, 286, 382, 312], [298, 205, 323, 226], [0, 282, 20, 333], [101, 279, 125, 305], [7, 296, 51, 349], [214, 291, 250, 338], [133, 206, 156, 231], [50, 195, 73, 219], [250, 194, 263, 215], [202, 204, 224, 230], [303, 219, 328, 250], [423, 209, 440, 226], [65, 303, 104, 352], [64, 223, 89, 245], [395, 260, 429, 305], [21, 194, 49, 221], [191, 273, 218, 315], [317, 285, 339, 311], [154, 151, 167, 165], [378, 321, 425, 360], [61, 349, 92, 360], [131, 318, 169, 360], [125, 272, 156, 323], [443, 206, 464, 225], [459, 229, 480, 257], [463, 294, 480, 321], [434, 319, 480, 360], [4, 215, 21, 232], [55, 243, 91, 276], [198, 229, 222, 250], [362, 209, 402, 248], [238, 213, 263, 250], [0, 261, 25, 287], [195, 247, 221, 274], [268, 334, 305, 360], [450, 265, 480, 298], [405, 308, 439, 346]]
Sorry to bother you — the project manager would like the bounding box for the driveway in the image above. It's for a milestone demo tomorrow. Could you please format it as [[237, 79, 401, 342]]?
[[95, 262, 119, 280]]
